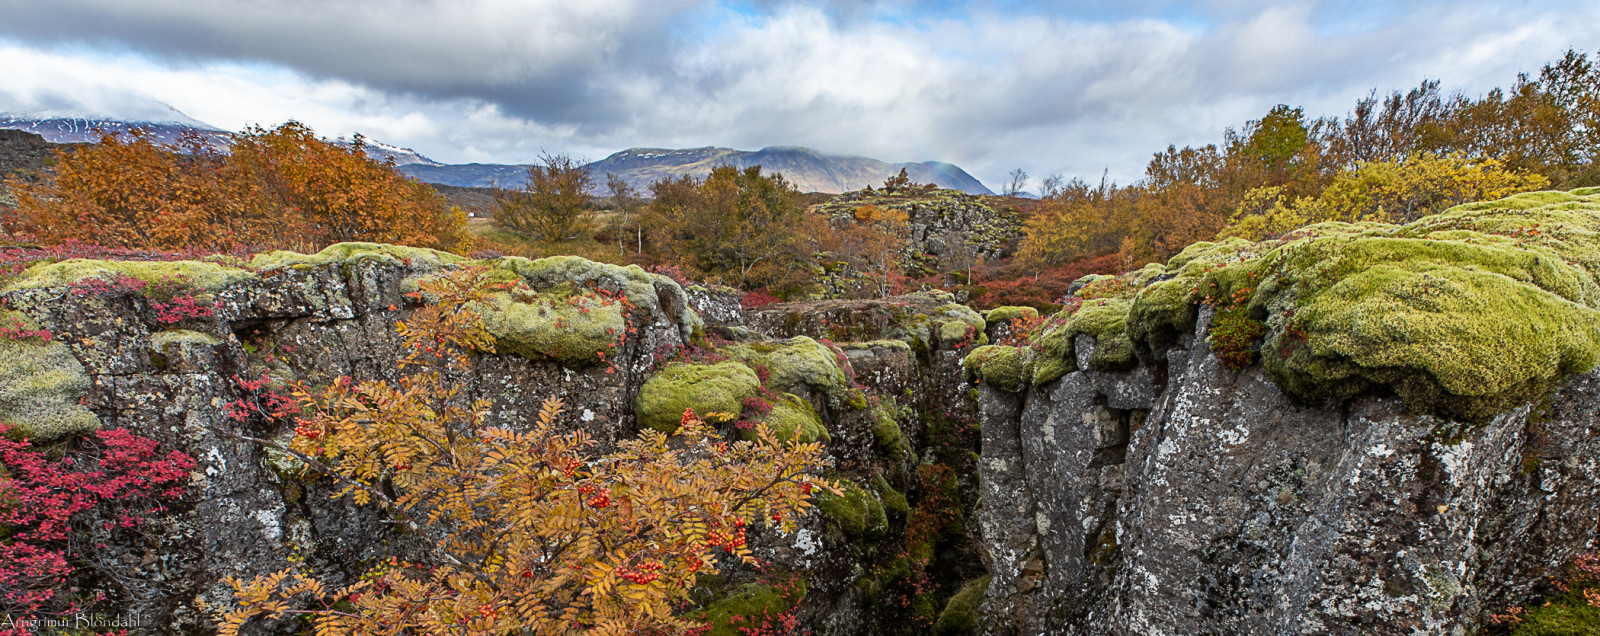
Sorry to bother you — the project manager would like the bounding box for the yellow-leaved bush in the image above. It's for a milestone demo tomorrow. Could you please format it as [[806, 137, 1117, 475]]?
[[215, 266, 834, 636]]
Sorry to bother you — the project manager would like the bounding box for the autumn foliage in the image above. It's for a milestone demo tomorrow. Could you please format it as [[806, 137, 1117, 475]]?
[[217, 266, 832, 635], [5, 122, 466, 253], [0, 425, 196, 634]]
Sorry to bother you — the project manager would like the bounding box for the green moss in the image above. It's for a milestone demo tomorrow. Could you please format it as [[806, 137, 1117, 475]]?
[[1512, 599, 1600, 635], [873, 474, 911, 521], [4, 258, 253, 295], [841, 339, 913, 352], [0, 314, 99, 440], [962, 345, 1035, 393], [978, 188, 1600, 421], [817, 479, 887, 538], [935, 303, 986, 345], [985, 306, 1039, 324], [741, 393, 829, 444], [149, 329, 221, 348], [635, 362, 760, 432], [493, 255, 699, 333], [931, 576, 991, 636], [871, 401, 908, 457], [250, 242, 465, 271], [1208, 307, 1268, 371], [724, 337, 851, 405], [471, 289, 626, 367], [693, 581, 807, 636]]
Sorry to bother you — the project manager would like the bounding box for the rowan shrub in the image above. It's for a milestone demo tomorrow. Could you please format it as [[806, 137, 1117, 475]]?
[[216, 266, 833, 635]]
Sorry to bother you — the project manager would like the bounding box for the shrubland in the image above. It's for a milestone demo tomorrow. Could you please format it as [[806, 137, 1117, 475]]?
[[3, 122, 467, 253]]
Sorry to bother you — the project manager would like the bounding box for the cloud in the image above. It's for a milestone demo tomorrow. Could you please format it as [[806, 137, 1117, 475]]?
[[0, 0, 1597, 188]]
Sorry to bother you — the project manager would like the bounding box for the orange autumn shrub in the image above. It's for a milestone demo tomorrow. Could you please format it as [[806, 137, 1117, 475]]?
[[216, 267, 832, 635], [8, 122, 466, 253]]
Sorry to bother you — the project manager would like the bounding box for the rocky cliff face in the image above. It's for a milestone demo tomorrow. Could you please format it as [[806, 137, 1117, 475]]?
[[6, 187, 1600, 636], [964, 188, 1600, 634], [0, 244, 994, 634], [974, 308, 1600, 635]]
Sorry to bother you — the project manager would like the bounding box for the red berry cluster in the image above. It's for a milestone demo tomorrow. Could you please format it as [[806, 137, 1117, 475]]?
[[617, 561, 665, 585]]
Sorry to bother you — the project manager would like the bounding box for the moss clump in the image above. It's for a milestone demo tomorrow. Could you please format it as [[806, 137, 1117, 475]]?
[[962, 345, 1035, 393], [1511, 599, 1600, 635], [149, 329, 221, 348], [870, 401, 908, 457], [1208, 307, 1268, 371], [472, 288, 626, 367], [0, 313, 99, 440], [932, 576, 992, 636], [250, 242, 465, 272], [490, 255, 700, 335], [817, 479, 887, 538], [694, 581, 807, 636], [841, 339, 913, 353], [873, 474, 911, 521], [636, 362, 760, 432], [4, 258, 253, 295], [725, 337, 851, 405], [972, 188, 1600, 421], [985, 306, 1039, 324], [741, 393, 829, 444], [935, 303, 986, 345]]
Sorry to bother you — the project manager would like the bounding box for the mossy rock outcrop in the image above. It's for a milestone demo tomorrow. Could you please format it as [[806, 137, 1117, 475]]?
[[967, 188, 1600, 422]]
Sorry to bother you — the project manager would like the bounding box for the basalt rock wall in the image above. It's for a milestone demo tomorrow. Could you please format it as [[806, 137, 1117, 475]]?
[[974, 308, 1600, 636]]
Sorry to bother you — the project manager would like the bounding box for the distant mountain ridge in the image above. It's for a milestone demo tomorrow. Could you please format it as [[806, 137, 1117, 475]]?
[[401, 146, 993, 195], [0, 112, 440, 167], [0, 110, 991, 195]]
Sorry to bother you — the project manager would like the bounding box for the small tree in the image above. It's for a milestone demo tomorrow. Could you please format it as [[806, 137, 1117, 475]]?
[[882, 168, 912, 194], [493, 153, 595, 242], [605, 173, 641, 255], [1004, 168, 1029, 198], [217, 267, 832, 635]]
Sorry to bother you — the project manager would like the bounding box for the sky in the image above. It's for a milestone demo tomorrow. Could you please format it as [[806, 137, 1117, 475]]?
[[0, 0, 1597, 190]]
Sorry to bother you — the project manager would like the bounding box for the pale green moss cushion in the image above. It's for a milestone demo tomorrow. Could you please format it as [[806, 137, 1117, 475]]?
[[635, 362, 761, 432], [968, 188, 1600, 420], [0, 317, 99, 440]]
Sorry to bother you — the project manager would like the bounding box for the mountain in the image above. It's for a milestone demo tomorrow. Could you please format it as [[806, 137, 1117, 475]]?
[[0, 111, 233, 152], [0, 109, 440, 167], [0, 107, 988, 194], [398, 146, 993, 195]]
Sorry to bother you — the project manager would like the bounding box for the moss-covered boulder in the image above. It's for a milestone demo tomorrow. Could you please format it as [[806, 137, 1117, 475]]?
[[0, 312, 98, 440], [635, 362, 761, 432], [724, 337, 853, 405], [962, 345, 1035, 393], [740, 392, 830, 444], [968, 188, 1600, 420]]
